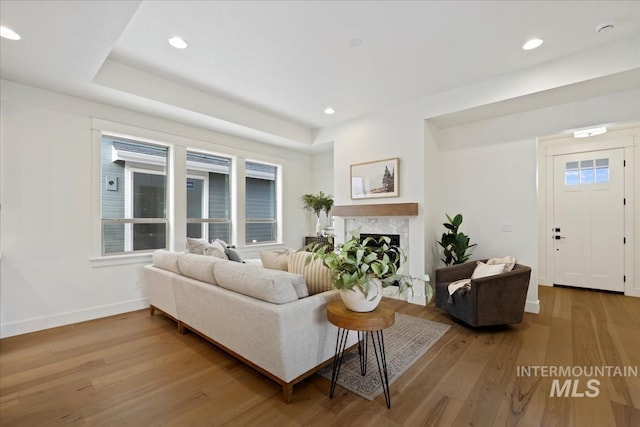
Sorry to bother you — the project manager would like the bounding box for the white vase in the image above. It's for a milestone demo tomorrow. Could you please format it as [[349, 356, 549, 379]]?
[[315, 216, 322, 236], [339, 278, 383, 312]]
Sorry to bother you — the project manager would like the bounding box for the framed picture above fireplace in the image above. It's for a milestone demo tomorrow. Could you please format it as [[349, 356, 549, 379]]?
[[350, 157, 399, 199]]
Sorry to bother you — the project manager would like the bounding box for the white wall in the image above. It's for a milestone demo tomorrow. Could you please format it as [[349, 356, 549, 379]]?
[[434, 89, 640, 313], [439, 138, 539, 311], [0, 80, 313, 337], [326, 104, 428, 286], [302, 149, 335, 237], [316, 82, 639, 314]]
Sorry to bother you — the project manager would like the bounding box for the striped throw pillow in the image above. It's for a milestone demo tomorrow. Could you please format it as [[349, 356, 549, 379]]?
[[288, 251, 333, 295]]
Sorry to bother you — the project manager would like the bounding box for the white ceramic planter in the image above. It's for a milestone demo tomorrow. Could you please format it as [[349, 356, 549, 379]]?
[[339, 278, 383, 312]]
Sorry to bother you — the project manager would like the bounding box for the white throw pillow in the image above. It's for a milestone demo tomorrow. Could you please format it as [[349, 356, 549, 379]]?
[[471, 261, 506, 279], [260, 249, 292, 271], [203, 239, 229, 260], [187, 237, 209, 255], [487, 256, 516, 272]]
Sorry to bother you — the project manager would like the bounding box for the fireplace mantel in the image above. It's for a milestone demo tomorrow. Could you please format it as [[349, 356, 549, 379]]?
[[332, 202, 418, 217]]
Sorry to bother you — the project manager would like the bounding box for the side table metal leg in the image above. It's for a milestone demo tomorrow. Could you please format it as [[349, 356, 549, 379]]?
[[371, 330, 391, 408], [329, 328, 349, 399], [358, 331, 368, 375]]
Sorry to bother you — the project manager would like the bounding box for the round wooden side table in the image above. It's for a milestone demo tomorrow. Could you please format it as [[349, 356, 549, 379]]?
[[326, 299, 395, 408]]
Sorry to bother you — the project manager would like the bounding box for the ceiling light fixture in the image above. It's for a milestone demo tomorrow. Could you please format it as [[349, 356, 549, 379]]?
[[522, 38, 543, 50], [324, 107, 335, 115], [168, 36, 188, 49], [574, 126, 607, 138], [0, 26, 21, 41]]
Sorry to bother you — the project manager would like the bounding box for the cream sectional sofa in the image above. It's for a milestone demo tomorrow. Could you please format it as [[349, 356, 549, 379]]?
[[143, 250, 356, 403]]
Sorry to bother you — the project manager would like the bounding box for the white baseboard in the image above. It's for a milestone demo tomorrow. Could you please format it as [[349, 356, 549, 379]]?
[[624, 288, 640, 297], [525, 299, 540, 314], [0, 298, 149, 339]]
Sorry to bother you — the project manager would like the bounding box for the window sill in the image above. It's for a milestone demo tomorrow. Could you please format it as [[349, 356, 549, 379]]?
[[90, 252, 153, 268]]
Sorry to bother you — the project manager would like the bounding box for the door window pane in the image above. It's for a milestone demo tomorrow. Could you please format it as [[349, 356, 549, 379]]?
[[565, 157, 611, 186], [580, 168, 594, 184], [565, 170, 579, 185]]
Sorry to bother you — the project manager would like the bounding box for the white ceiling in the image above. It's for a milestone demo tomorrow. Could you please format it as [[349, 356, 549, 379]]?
[[1, 0, 639, 150]]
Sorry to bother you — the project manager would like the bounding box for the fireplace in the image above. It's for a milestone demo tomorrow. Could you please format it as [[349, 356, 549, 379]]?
[[359, 233, 401, 285], [339, 216, 425, 304], [359, 233, 400, 247]]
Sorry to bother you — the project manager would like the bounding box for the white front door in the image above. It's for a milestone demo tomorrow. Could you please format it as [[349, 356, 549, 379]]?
[[553, 148, 624, 291]]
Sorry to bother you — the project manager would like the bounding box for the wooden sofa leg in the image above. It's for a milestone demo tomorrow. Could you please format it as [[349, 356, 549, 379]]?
[[149, 305, 155, 316], [282, 383, 293, 403]]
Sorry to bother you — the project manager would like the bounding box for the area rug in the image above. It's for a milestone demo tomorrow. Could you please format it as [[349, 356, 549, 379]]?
[[318, 313, 450, 401]]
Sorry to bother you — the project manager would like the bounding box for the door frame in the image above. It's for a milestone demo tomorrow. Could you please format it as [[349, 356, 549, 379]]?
[[537, 127, 637, 296]]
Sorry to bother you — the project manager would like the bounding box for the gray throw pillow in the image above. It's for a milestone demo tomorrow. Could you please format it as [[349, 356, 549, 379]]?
[[225, 247, 244, 263]]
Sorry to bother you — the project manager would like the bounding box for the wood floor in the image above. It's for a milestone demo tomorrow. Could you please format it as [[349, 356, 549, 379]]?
[[1, 285, 639, 426]]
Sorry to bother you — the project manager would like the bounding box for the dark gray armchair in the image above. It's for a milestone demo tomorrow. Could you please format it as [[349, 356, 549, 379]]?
[[435, 259, 531, 327]]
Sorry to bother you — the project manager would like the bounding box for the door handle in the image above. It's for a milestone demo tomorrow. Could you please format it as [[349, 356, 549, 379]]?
[[554, 236, 566, 240]]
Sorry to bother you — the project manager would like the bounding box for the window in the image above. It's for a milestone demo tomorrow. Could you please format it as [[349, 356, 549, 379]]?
[[186, 151, 231, 242], [101, 136, 168, 254], [565, 158, 610, 185], [245, 161, 277, 244]]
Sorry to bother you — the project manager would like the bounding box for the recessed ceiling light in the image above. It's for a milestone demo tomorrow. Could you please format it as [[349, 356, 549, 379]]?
[[324, 107, 335, 115], [0, 26, 21, 41], [168, 36, 188, 49], [522, 38, 543, 50], [350, 38, 362, 47], [574, 127, 607, 138]]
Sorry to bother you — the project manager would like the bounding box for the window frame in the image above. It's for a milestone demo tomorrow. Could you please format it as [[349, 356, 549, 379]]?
[[244, 159, 280, 245], [90, 118, 286, 266], [186, 173, 208, 240], [98, 140, 171, 257], [186, 149, 233, 243]]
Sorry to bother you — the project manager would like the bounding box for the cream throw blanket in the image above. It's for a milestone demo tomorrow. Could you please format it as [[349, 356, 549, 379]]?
[[448, 279, 471, 296], [447, 279, 471, 304]]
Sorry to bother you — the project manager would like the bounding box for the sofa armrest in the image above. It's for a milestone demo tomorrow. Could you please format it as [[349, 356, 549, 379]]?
[[469, 264, 532, 325]]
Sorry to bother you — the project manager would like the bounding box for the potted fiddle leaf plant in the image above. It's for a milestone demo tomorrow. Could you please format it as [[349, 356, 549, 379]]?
[[438, 213, 476, 266], [301, 191, 334, 235], [306, 230, 431, 312]]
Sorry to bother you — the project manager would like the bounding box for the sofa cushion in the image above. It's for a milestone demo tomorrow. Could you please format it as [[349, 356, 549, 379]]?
[[288, 251, 333, 295], [178, 253, 225, 285], [214, 261, 299, 304], [152, 250, 182, 274], [260, 249, 291, 271], [229, 263, 308, 298]]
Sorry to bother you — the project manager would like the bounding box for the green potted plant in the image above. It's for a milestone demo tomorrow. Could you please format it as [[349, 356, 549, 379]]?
[[306, 230, 431, 312], [438, 213, 476, 266], [301, 191, 334, 235]]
